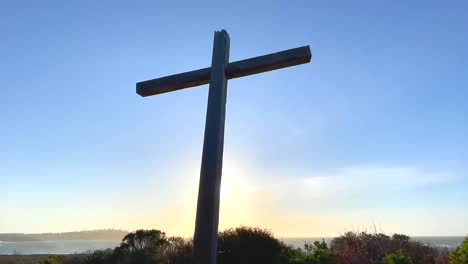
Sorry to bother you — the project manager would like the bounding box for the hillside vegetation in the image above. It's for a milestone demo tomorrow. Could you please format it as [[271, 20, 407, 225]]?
[[0, 227, 468, 264], [1, 227, 466, 264]]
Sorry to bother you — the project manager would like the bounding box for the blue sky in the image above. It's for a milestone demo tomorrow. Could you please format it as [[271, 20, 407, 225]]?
[[2, 1, 468, 236]]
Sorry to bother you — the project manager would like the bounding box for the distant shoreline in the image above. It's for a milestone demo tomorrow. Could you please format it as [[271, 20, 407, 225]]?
[[0, 229, 127, 242]]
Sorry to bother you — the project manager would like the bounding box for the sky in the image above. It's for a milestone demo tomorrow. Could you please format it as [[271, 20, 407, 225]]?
[[2, 1, 468, 237]]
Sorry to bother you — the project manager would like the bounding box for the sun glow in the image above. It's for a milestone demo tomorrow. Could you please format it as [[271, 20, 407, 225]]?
[[220, 178, 231, 201]]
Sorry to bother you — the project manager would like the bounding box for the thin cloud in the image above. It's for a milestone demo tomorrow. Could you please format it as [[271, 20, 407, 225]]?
[[255, 166, 460, 200]]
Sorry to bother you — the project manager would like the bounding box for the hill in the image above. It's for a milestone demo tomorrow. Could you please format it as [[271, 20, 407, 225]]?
[[0, 229, 127, 242]]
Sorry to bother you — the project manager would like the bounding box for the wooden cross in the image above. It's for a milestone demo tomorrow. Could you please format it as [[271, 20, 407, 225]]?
[[136, 30, 311, 264]]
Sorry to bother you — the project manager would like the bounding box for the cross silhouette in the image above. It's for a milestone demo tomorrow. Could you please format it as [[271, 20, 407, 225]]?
[[136, 30, 311, 264]]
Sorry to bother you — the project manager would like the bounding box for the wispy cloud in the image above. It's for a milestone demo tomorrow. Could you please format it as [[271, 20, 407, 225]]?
[[257, 166, 460, 200], [307, 167, 456, 197]]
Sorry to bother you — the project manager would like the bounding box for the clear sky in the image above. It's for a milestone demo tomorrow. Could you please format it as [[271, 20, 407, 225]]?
[[2, 1, 468, 237]]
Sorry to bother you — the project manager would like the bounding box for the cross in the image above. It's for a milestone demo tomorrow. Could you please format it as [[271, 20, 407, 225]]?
[[136, 30, 311, 264]]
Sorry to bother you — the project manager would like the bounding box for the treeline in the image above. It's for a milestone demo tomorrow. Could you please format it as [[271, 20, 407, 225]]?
[[32, 226, 468, 264], [0, 229, 127, 242]]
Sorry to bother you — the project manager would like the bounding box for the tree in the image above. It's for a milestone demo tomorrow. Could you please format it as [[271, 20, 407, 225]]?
[[280, 245, 307, 264], [120, 229, 168, 252], [303, 240, 336, 264], [164, 237, 193, 264], [114, 229, 170, 264]]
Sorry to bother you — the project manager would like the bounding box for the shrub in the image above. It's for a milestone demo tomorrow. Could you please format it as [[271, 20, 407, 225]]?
[[279, 240, 336, 264], [382, 250, 413, 264], [331, 231, 390, 264], [280, 245, 307, 264], [217, 226, 284, 264], [331, 231, 448, 264], [164, 237, 193, 264], [450, 237, 468, 264], [304, 240, 337, 264], [82, 249, 113, 264], [41, 256, 65, 264]]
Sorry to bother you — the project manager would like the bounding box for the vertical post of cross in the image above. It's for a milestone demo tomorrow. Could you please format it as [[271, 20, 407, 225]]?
[[192, 30, 230, 264]]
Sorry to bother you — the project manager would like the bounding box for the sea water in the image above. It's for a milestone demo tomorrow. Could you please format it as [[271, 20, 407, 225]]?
[[0, 240, 120, 255]]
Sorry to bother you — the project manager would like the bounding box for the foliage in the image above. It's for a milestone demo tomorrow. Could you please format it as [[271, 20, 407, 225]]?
[[217, 226, 284, 264], [331, 231, 391, 263], [280, 245, 308, 264], [305, 240, 337, 264], [381, 250, 413, 264], [112, 229, 167, 263], [450, 237, 468, 264], [41, 256, 66, 264], [76, 229, 190, 264], [0, 255, 88, 264], [280, 239, 336, 264], [120, 230, 168, 252], [0, 227, 456, 264], [163, 237, 193, 264], [331, 231, 448, 264], [82, 249, 113, 264]]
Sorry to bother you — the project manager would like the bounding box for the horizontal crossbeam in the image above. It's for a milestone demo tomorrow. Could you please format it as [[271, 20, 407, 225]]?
[[136, 45, 311, 97]]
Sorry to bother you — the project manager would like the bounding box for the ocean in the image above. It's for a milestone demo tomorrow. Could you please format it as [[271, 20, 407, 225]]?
[[0, 237, 464, 255], [0, 240, 120, 255]]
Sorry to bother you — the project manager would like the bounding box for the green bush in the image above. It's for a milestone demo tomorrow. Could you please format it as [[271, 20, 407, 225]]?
[[450, 237, 468, 264], [381, 250, 413, 264], [41, 256, 65, 264], [304, 240, 336, 264], [281, 245, 309, 264], [279, 240, 336, 264]]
